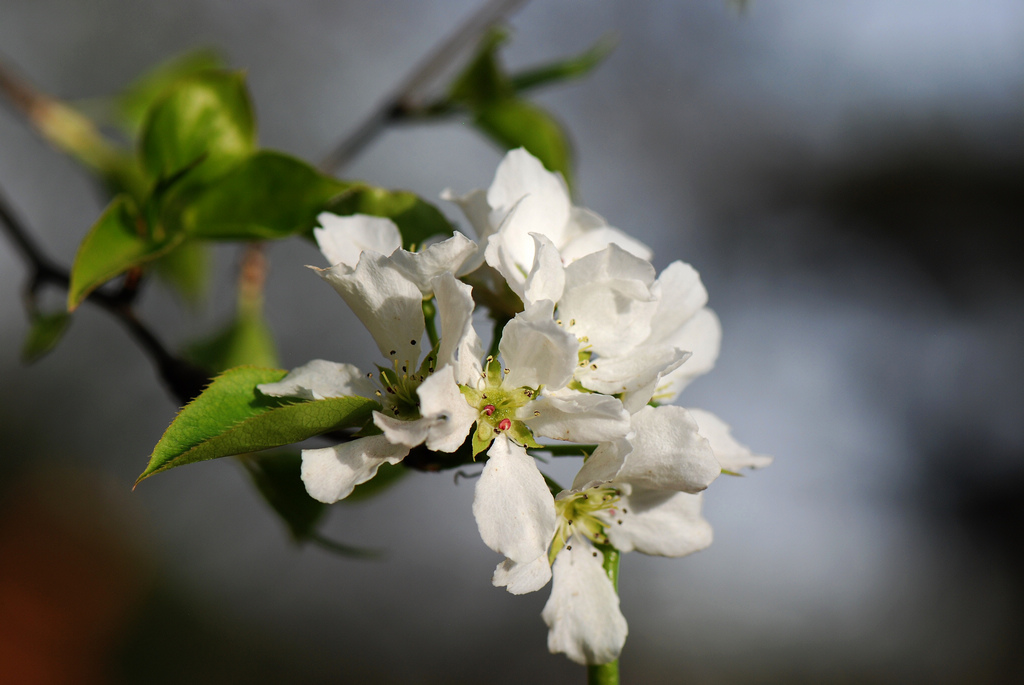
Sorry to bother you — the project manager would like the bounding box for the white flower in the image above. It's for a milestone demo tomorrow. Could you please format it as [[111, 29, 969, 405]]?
[[443, 148, 652, 300], [257, 215, 482, 502]]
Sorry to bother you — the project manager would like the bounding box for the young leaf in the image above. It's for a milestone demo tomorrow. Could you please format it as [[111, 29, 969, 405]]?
[[449, 26, 514, 108], [181, 151, 346, 240], [138, 70, 255, 188], [326, 185, 454, 250], [240, 450, 325, 541], [474, 100, 573, 188], [21, 311, 72, 363], [116, 49, 225, 137], [509, 34, 617, 94], [136, 367, 377, 484], [67, 195, 182, 311]]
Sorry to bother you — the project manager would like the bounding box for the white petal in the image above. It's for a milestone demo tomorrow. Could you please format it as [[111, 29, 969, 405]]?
[[317, 251, 423, 367], [654, 308, 722, 403], [499, 301, 579, 391], [686, 408, 772, 471], [542, 535, 628, 665], [313, 213, 401, 268], [440, 187, 494, 242], [559, 245, 658, 357], [492, 555, 552, 595], [575, 345, 689, 397], [613, 406, 721, 493], [432, 273, 482, 383], [417, 366, 477, 453], [521, 391, 630, 444], [523, 233, 565, 306], [572, 438, 629, 490], [559, 222, 654, 265], [388, 232, 478, 295], [604, 490, 713, 557], [472, 435, 556, 563], [300, 435, 408, 503], [372, 411, 431, 449], [257, 359, 374, 400], [645, 261, 708, 346]]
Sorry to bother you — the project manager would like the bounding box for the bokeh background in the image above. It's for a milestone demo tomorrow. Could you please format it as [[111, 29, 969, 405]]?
[[2, 1, 1023, 683]]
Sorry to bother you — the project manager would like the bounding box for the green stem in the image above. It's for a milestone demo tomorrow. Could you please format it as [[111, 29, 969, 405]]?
[[587, 546, 621, 685], [422, 299, 440, 348]]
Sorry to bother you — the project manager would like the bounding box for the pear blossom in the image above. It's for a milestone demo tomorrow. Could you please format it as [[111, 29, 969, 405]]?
[[257, 214, 481, 502], [443, 148, 653, 301]]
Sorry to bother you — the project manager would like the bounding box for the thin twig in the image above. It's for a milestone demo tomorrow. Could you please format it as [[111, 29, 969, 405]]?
[[318, 0, 530, 173], [0, 185, 209, 404]]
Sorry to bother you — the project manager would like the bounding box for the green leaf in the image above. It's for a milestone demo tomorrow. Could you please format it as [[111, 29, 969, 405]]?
[[240, 450, 325, 541], [184, 312, 278, 373], [67, 195, 182, 311], [21, 311, 71, 363], [326, 185, 454, 250], [474, 99, 573, 187], [138, 70, 255, 188], [181, 151, 346, 240], [509, 34, 616, 93], [136, 367, 377, 484], [152, 239, 210, 304], [449, 26, 514, 108], [117, 49, 225, 138]]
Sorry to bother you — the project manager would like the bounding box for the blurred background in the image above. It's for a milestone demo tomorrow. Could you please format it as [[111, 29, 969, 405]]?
[[2, 0, 1023, 682]]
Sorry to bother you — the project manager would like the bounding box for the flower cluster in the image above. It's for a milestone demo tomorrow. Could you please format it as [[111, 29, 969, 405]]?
[[259, 149, 770, 665]]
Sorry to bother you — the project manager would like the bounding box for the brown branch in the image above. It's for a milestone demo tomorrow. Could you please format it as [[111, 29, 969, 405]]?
[[317, 0, 530, 173]]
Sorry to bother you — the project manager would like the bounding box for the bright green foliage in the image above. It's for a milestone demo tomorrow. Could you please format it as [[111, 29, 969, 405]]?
[[181, 151, 346, 240], [240, 450, 326, 541], [327, 184, 454, 250], [116, 49, 225, 137], [139, 70, 255, 189], [21, 311, 71, 363], [136, 367, 377, 484], [153, 239, 210, 304], [449, 27, 576, 187], [67, 195, 182, 310]]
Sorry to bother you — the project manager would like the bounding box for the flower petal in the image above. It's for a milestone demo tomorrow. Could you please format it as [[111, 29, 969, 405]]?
[[492, 555, 552, 595], [372, 411, 431, 449], [317, 251, 424, 368], [653, 308, 721, 403], [645, 260, 708, 346], [388, 232, 479, 295], [603, 489, 713, 557], [472, 435, 556, 563], [432, 273, 482, 383], [575, 344, 689, 398], [417, 366, 477, 453], [499, 301, 578, 391], [687, 408, 773, 471], [313, 213, 401, 268], [521, 390, 630, 444], [613, 405, 721, 493], [257, 359, 374, 400], [523, 233, 565, 306], [559, 220, 653, 265], [300, 435, 408, 503], [542, 535, 628, 665]]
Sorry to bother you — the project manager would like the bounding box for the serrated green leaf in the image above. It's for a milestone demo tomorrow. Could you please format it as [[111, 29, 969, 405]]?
[[181, 151, 346, 240], [138, 70, 255, 188], [474, 99, 573, 188], [136, 367, 377, 484], [152, 239, 210, 304], [67, 195, 182, 311], [21, 311, 71, 363], [509, 33, 616, 93], [449, 26, 514, 108], [117, 49, 225, 138], [240, 450, 325, 540], [184, 312, 278, 373], [326, 185, 454, 250]]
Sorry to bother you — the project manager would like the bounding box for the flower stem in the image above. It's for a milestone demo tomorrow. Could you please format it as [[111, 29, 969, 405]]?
[[587, 546, 621, 684]]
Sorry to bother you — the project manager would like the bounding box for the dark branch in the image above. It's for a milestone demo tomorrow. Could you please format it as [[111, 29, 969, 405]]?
[[318, 0, 530, 173], [0, 185, 209, 405]]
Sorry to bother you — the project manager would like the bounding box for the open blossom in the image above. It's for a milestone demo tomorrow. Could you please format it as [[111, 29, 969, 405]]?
[[443, 148, 653, 301], [257, 213, 481, 503]]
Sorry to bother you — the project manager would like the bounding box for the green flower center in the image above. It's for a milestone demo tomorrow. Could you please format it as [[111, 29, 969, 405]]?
[[549, 486, 620, 564], [460, 356, 540, 457]]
